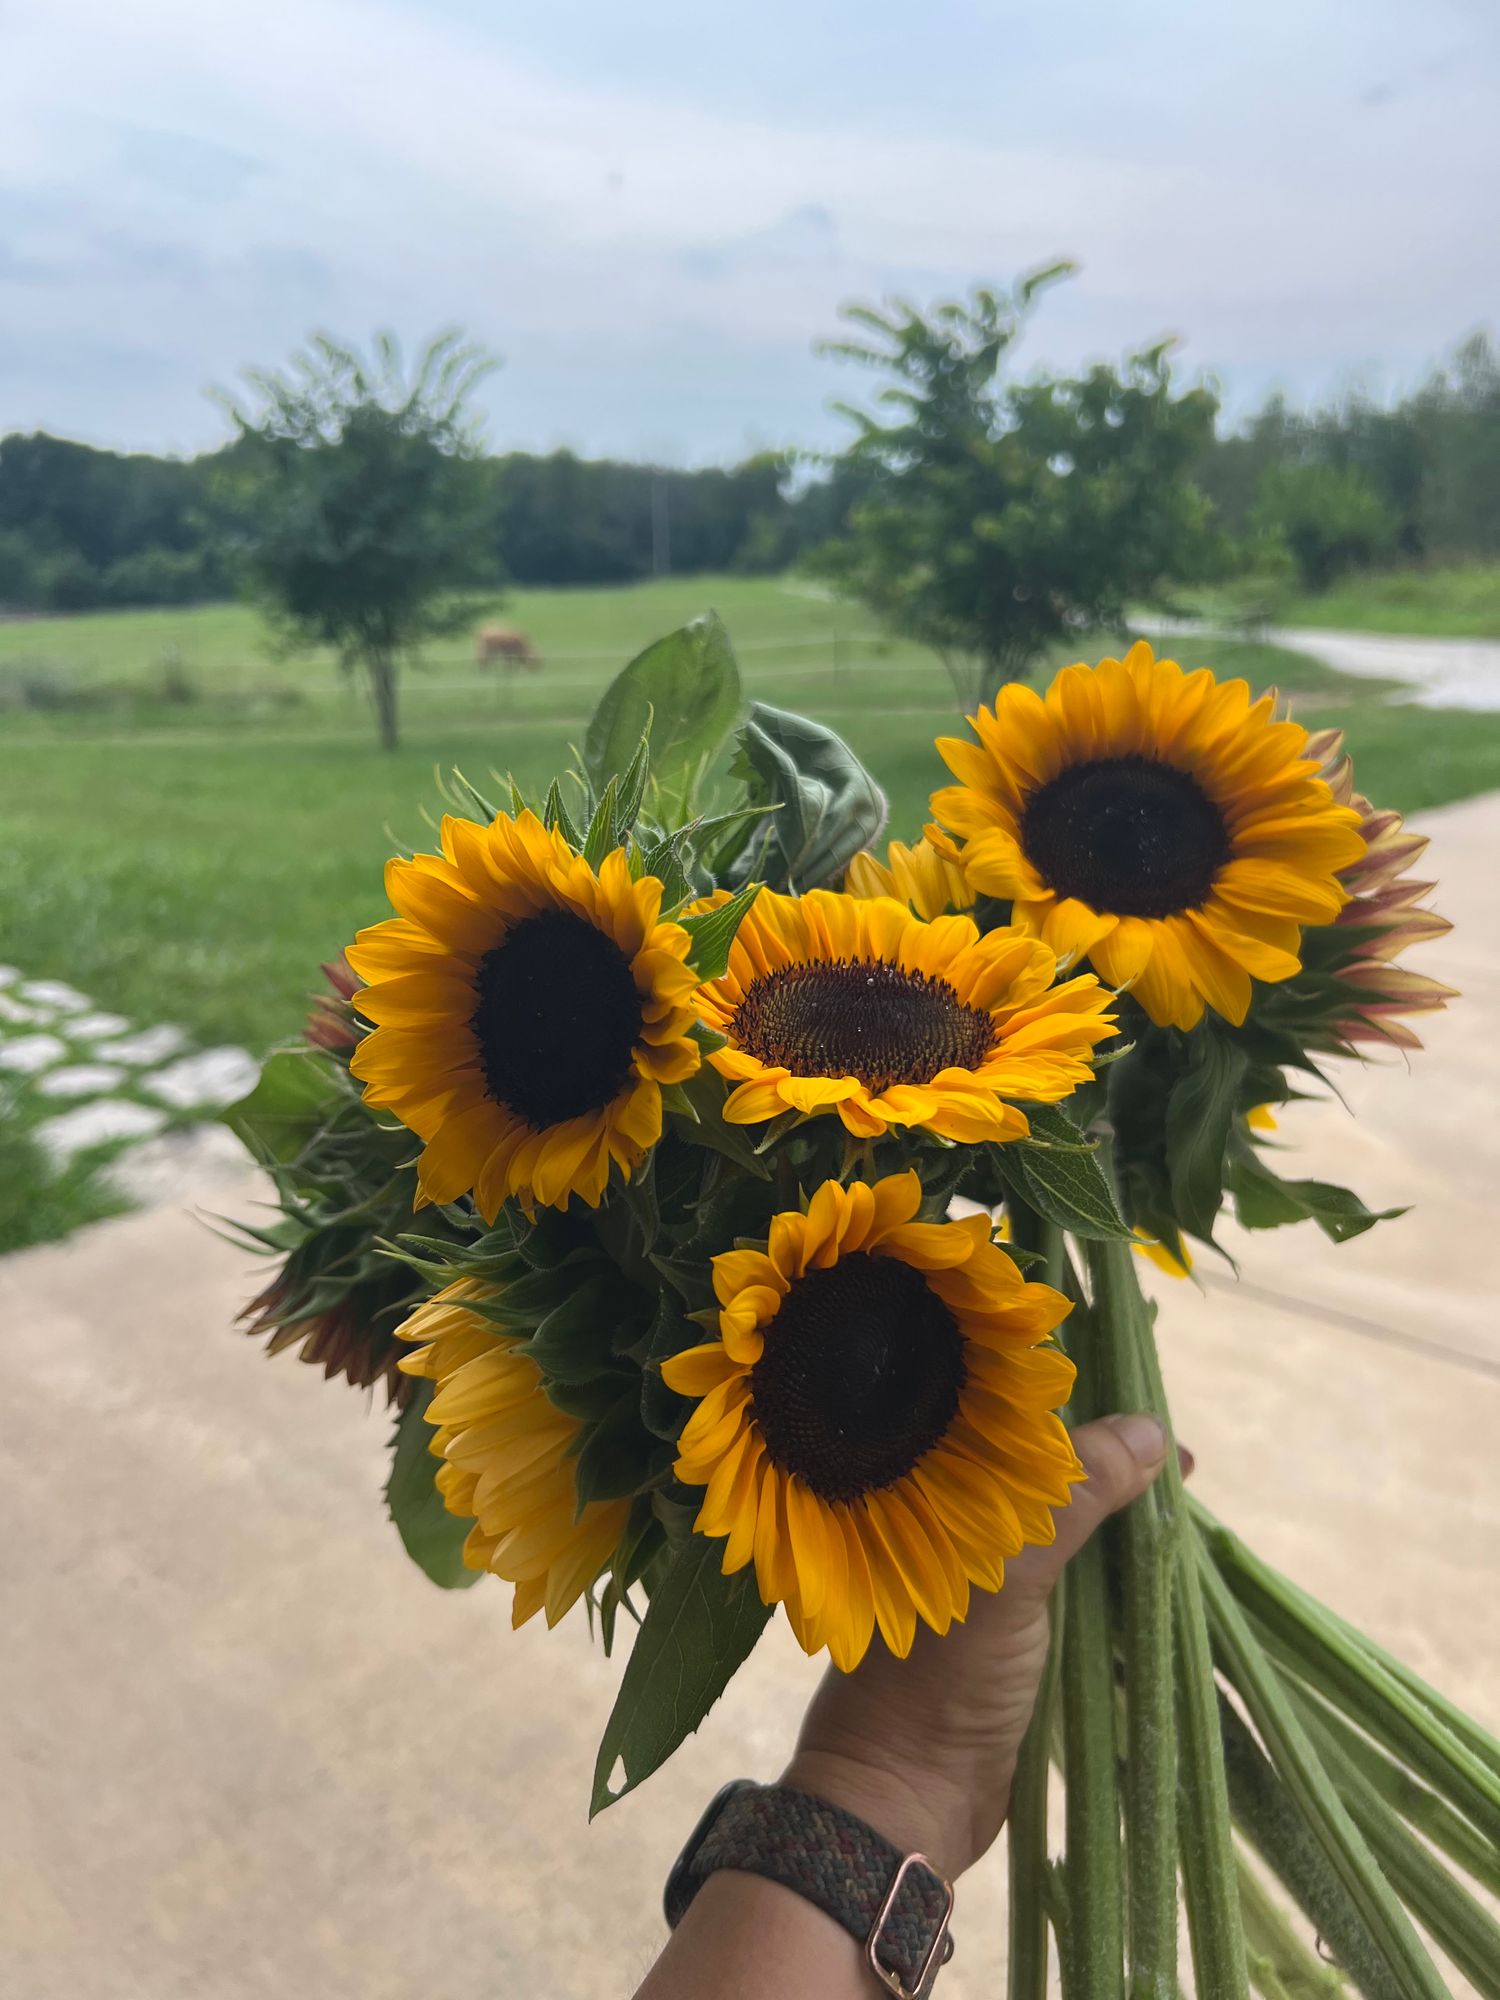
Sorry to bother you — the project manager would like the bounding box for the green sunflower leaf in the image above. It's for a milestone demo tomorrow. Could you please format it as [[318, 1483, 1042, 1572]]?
[[727, 701, 888, 891], [680, 879, 762, 982], [1228, 1150, 1407, 1242], [589, 1536, 772, 1815], [1165, 1024, 1249, 1240], [584, 613, 744, 818], [995, 1103, 1132, 1241], [384, 1382, 482, 1590], [220, 1047, 347, 1166]]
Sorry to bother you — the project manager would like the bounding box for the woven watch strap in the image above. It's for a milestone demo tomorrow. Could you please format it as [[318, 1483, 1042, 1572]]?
[[665, 1780, 954, 1994]]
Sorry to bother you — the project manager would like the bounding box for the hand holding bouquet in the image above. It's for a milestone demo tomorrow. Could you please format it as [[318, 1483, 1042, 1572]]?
[[226, 617, 1494, 1998]]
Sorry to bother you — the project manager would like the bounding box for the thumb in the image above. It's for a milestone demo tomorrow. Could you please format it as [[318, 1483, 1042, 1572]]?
[[1006, 1413, 1168, 1598]]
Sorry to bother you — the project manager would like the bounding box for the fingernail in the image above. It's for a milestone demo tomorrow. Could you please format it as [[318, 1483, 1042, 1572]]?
[[1107, 1413, 1168, 1466]]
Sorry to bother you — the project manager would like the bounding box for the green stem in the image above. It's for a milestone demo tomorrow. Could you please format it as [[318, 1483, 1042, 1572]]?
[[1194, 1498, 1500, 1841], [1175, 1539, 1251, 2000], [1235, 1850, 1351, 1999], [1056, 1275, 1126, 2000], [1006, 1203, 1065, 2000], [1008, 1597, 1062, 2000], [1218, 1693, 1405, 2000], [1288, 1686, 1500, 1998], [1289, 1685, 1500, 1900], [1199, 1549, 1449, 2000], [1220, 1511, 1500, 1783], [1061, 1534, 1125, 1999], [1086, 1235, 1178, 2000], [1089, 1247, 1247, 2000]]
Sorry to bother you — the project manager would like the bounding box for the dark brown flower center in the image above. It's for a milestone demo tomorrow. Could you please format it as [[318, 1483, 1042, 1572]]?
[[471, 908, 643, 1129], [1019, 755, 1231, 918], [750, 1254, 966, 1503], [729, 959, 993, 1093]]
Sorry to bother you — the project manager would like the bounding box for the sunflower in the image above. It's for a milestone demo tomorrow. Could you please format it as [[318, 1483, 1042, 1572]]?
[[845, 837, 974, 921], [929, 641, 1367, 1031], [347, 810, 703, 1217], [397, 1279, 632, 1626], [240, 1267, 418, 1407], [662, 1172, 1082, 1668], [1305, 727, 1456, 1051], [695, 887, 1116, 1142]]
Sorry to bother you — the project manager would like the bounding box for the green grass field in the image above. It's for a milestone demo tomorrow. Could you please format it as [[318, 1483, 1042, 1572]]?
[[1186, 562, 1500, 639], [2, 576, 1497, 1250]]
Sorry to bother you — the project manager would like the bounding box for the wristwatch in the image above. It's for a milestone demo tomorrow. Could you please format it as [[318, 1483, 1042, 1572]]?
[[664, 1779, 956, 1998]]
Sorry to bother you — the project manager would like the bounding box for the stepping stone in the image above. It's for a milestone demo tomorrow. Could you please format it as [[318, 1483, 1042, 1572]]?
[[0, 995, 40, 1026], [101, 1123, 252, 1205], [0, 964, 18, 985], [19, 979, 91, 1013], [35, 1063, 128, 1099], [71, 1012, 131, 1040], [103, 1025, 188, 1066], [34, 1099, 167, 1164], [0, 1033, 68, 1075], [141, 1046, 259, 1110]]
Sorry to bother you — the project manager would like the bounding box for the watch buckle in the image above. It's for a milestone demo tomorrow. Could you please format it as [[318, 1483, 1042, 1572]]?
[[864, 1851, 954, 1998]]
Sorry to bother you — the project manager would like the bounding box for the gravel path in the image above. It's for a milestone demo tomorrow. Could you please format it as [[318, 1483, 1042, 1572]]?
[[1276, 625, 1500, 710]]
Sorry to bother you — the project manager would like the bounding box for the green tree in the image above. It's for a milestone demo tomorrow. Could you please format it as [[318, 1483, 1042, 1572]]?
[[223, 330, 498, 748], [810, 270, 1220, 706], [1251, 460, 1396, 592]]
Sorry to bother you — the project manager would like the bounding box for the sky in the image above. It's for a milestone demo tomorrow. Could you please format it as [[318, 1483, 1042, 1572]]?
[[2, 0, 1497, 465]]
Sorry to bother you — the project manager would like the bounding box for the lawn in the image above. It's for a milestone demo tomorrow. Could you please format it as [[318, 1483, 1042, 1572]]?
[[1185, 562, 1500, 640], [2, 576, 1497, 1250]]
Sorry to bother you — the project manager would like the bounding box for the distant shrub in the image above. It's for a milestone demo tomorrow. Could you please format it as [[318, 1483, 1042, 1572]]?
[[1250, 462, 1398, 593], [102, 546, 218, 607]]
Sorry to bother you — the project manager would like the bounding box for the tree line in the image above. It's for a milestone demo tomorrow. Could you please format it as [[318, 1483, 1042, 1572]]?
[[2, 323, 1496, 624], [0, 427, 827, 616]]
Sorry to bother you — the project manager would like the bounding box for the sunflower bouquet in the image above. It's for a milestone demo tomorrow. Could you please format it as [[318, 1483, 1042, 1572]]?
[[225, 616, 1496, 1999]]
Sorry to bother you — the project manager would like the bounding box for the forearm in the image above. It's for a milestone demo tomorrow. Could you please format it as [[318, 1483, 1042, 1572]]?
[[633, 1868, 875, 2000], [633, 1752, 976, 2000]]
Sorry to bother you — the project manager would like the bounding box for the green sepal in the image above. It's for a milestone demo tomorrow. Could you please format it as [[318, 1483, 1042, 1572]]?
[[522, 1274, 642, 1383], [680, 879, 762, 981], [1166, 1022, 1249, 1240], [444, 767, 502, 824], [663, 1064, 771, 1176], [614, 728, 653, 837], [582, 775, 620, 868], [640, 1289, 705, 1439], [461, 1257, 602, 1329], [384, 1382, 482, 1590], [571, 1388, 665, 1512], [542, 777, 586, 849], [589, 1536, 773, 1815], [544, 1371, 639, 1423]]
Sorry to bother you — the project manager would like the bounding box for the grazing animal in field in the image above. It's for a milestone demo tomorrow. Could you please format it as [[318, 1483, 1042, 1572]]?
[[475, 624, 543, 671]]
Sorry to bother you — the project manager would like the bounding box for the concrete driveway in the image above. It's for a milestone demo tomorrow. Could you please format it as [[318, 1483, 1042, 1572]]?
[[2, 796, 1496, 1999]]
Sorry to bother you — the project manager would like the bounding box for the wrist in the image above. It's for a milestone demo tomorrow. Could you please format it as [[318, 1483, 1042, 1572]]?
[[780, 1747, 984, 1881]]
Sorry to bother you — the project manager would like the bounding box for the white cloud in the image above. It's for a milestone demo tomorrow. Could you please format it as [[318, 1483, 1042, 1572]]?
[[0, 0, 1496, 456]]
